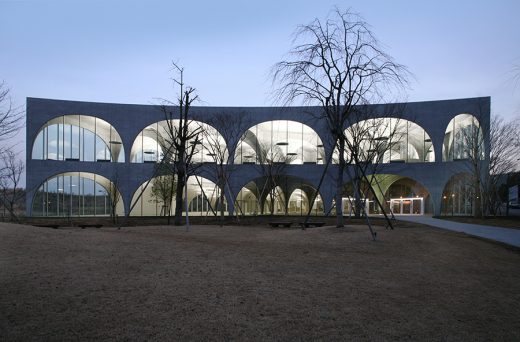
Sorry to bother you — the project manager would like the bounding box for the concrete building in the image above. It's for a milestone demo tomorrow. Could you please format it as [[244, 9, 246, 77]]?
[[26, 97, 490, 218]]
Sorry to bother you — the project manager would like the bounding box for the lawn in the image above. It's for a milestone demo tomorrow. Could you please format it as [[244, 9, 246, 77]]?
[[1, 221, 519, 341]]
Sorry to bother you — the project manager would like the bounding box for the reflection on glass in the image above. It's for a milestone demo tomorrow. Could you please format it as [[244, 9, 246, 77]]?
[[333, 118, 435, 164], [130, 121, 227, 164], [31, 172, 124, 217], [130, 176, 225, 216], [32, 115, 125, 162], [442, 114, 484, 161], [235, 120, 323, 165]]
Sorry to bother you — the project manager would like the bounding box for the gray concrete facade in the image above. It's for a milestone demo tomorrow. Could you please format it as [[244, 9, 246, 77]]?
[[25, 96, 491, 217]]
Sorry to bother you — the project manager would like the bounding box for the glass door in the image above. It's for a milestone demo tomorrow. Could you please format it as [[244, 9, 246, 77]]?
[[390, 198, 424, 215]]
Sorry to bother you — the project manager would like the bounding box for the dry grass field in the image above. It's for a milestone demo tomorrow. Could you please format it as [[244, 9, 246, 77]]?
[[1, 221, 520, 341]]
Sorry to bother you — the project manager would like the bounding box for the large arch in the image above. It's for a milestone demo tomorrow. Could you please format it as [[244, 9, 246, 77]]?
[[333, 118, 434, 164], [234, 120, 325, 165], [333, 174, 432, 216], [130, 120, 227, 163], [234, 176, 324, 215], [129, 175, 226, 216], [442, 114, 484, 161], [31, 172, 124, 217], [32, 115, 125, 162], [440, 172, 476, 216]]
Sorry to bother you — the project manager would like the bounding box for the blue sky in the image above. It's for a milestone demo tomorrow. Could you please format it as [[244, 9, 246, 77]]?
[[1, 0, 520, 154]]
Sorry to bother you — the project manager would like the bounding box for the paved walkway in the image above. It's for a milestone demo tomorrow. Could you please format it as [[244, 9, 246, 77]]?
[[396, 215, 520, 248]]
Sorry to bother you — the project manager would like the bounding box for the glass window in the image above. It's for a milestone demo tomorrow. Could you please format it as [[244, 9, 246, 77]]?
[[31, 172, 123, 217], [235, 120, 323, 165], [443, 114, 484, 162], [336, 118, 434, 164], [31, 115, 125, 162], [130, 120, 226, 164]]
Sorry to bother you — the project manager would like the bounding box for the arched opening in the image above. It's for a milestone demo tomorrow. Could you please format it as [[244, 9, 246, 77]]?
[[235, 176, 324, 216], [130, 175, 226, 216], [32, 115, 125, 162], [333, 174, 431, 216], [287, 188, 324, 215], [443, 114, 484, 161], [234, 120, 325, 165], [384, 176, 432, 215], [130, 120, 227, 163], [31, 172, 124, 216], [441, 173, 476, 216], [235, 181, 261, 215], [333, 118, 434, 164]]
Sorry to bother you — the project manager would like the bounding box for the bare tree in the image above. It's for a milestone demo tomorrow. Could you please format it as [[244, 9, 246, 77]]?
[[149, 173, 177, 216], [0, 82, 23, 145], [157, 63, 203, 226], [456, 108, 520, 217], [0, 149, 24, 221], [123, 64, 202, 228], [203, 112, 244, 225], [340, 105, 408, 218], [256, 142, 295, 215], [273, 8, 409, 227], [485, 115, 519, 214], [454, 112, 486, 217], [107, 170, 122, 224]]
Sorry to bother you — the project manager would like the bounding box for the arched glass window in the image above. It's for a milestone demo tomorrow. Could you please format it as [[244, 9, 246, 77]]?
[[234, 120, 325, 165], [32, 115, 124, 162], [334, 174, 431, 216], [441, 173, 475, 215], [130, 120, 226, 163], [235, 177, 324, 216], [287, 189, 324, 215], [235, 182, 261, 215], [333, 118, 434, 164], [443, 114, 484, 161], [32, 172, 124, 217], [130, 175, 225, 216]]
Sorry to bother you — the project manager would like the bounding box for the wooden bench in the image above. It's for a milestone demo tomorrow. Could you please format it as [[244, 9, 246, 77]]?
[[79, 224, 103, 229], [299, 221, 325, 228], [269, 222, 293, 228]]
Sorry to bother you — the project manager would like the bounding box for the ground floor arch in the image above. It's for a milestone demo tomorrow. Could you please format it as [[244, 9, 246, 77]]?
[[234, 176, 324, 216], [31, 172, 124, 217], [332, 174, 433, 216], [441, 172, 476, 216], [130, 175, 226, 216]]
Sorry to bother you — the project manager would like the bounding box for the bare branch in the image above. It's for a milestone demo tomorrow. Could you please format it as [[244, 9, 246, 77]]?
[[0, 81, 24, 144]]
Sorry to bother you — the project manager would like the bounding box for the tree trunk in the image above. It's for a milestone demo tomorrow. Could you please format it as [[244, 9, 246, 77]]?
[[174, 167, 185, 226], [336, 138, 345, 227], [219, 179, 225, 227], [353, 176, 362, 218]]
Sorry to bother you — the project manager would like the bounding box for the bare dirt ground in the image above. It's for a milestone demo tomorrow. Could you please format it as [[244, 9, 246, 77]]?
[[1, 222, 519, 341]]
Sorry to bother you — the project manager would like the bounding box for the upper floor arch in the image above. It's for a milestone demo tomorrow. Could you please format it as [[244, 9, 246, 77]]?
[[333, 118, 435, 164], [31, 114, 125, 162], [130, 120, 227, 163], [234, 120, 325, 165], [442, 114, 484, 162]]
